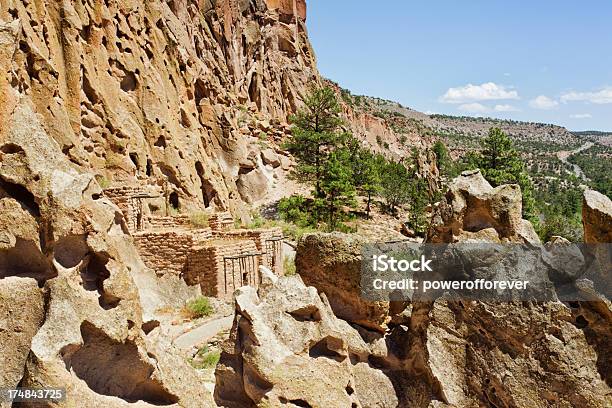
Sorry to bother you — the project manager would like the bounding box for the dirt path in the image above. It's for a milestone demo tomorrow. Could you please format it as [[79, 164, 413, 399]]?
[[173, 315, 234, 349], [557, 142, 593, 180]]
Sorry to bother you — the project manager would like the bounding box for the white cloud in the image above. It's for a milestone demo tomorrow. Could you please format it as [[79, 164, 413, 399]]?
[[494, 104, 520, 112], [440, 82, 519, 104], [458, 103, 490, 114], [529, 95, 559, 110], [570, 113, 593, 119], [561, 87, 612, 104]]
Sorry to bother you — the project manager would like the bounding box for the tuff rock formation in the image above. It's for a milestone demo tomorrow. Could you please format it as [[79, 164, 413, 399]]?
[[583, 189, 612, 244], [214, 267, 400, 408], [427, 169, 540, 244], [296, 233, 396, 332], [219, 174, 611, 407], [1, 0, 317, 218]]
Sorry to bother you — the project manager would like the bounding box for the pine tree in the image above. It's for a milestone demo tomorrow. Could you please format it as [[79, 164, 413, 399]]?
[[476, 128, 538, 221], [284, 86, 347, 198], [319, 148, 356, 229]]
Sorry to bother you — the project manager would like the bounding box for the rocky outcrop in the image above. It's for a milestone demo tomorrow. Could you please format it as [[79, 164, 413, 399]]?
[[296, 233, 397, 332], [427, 169, 540, 243], [1, 0, 317, 220], [0, 277, 45, 393], [583, 189, 612, 244], [214, 267, 399, 408], [0, 89, 213, 406]]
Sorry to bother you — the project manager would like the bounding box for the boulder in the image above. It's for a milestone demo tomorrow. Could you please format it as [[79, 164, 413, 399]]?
[[214, 267, 397, 408], [427, 170, 539, 244], [583, 189, 612, 244], [296, 233, 396, 331], [261, 148, 281, 168], [0, 277, 45, 390]]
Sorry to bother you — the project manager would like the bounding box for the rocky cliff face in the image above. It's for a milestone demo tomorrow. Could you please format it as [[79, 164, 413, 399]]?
[[1, 0, 317, 217]]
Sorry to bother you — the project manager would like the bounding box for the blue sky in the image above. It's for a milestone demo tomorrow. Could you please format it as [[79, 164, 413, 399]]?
[[307, 0, 612, 131]]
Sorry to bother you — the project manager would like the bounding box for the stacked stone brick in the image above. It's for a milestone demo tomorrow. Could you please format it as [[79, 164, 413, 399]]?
[[105, 186, 284, 298], [185, 239, 260, 298]]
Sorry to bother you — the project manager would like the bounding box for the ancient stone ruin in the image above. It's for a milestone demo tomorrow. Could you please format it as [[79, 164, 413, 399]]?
[[104, 184, 284, 298]]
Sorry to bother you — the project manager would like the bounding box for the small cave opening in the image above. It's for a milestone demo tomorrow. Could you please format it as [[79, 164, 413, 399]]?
[[194, 78, 211, 106], [120, 71, 138, 92], [0, 178, 40, 217], [195, 162, 216, 208], [0, 143, 24, 154], [142, 320, 160, 335], [61, 321, 179, 405], [248, 73, 261, 110], [0, 238, 55, 283], [54, 235, 89, 269], [169, 192, 180, 210], [129, 153, 139, 168], [80, 252, 121, 310], [154, 136, 166, 148], [308, 336, 346, 362], [146, 159, 153, 177]]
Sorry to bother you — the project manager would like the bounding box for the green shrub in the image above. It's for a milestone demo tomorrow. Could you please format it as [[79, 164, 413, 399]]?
[[189, 212, 210, 228], [184, 297, 214, 319], [190, 346, 221, 369], [283, 257, 296, 276]]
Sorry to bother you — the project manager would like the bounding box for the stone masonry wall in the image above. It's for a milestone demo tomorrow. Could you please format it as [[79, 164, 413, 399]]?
[[214, 228, 284, 274], [186, 239, 259, 298], [133, 230, 195, 277]]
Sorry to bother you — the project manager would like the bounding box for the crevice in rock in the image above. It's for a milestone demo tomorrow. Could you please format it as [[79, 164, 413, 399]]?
[[142, 320, 160, 335], [62, 321, 179, 405], [308, 336, 345, 362], [0, 238, 55, 282], [287, 304, 321, 322], [80, 252, 121, 310], [0, 178, 40, 217], [53, 235, 89, 269], [195, 161, 216, 208]]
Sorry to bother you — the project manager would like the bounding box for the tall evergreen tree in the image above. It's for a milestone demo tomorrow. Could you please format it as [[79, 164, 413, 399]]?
[[319, 149, 356, 229], [284, 86, 347, 198]]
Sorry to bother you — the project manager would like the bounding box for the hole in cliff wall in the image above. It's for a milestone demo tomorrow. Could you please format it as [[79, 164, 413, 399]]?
[[54, 235, 89, 269], [0, 179, 40, 217], [248, 74, 261, 110], [142, 320, 160, 335], [82, 75, 100, 105], [169, 192, 180, 210], [120, 71, 138, 92], [62, 321, 179, 405], [308, 336, 346, 362], [129, 153, 140, 170], [80, 253, 120, 309], [0, 238, 55, 282], [278, 398, 312, 408], [0, 143, 25, 154], [154, 136, 167, 148], [146, 159, 153, 176], [288, 305, 322, 322], [195, 162, 216, 208]]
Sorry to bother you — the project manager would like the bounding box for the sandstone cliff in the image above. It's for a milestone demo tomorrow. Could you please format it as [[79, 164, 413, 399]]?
[[1, 0, 317, 218]]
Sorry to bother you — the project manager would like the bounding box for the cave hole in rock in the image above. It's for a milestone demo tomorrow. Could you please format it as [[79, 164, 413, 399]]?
[[81, 252, 121, 310], [142, 320, 160, 335], [154, 135, 166, 148], [278, 398, 312, 408], [195, 162, 216, 208], [169, 192, 180, 210], [62, 321, 179, 405], [308, 336, 346, 362], [146, 159, 153, 176], [54, 235, 89, 269], [248, 73, 261, 110], [288, 304, 322, 322], [0, 238, 55, 282], [0, 178, 40, 217], [129, 152, 139, 171], [575, 315, 589, 329], [194, 78, 211, 106], [0, 143, 24, 154]]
